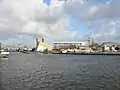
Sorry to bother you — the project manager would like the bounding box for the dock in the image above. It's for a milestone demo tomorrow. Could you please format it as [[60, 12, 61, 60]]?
[[52, 52, 120, 55]]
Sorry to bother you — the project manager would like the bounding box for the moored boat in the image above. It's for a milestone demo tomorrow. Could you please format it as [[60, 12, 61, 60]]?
[[0, 51, 10, 58], [0, 43, 10, 58]]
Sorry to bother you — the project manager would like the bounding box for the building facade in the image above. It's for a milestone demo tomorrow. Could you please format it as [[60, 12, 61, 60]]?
[[101, 42, 119, 52], [53, 41, 88, 49], [36, 38, 53, 52]]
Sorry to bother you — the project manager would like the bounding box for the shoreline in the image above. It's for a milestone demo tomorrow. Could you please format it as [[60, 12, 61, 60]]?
[[51, 52, 120, 55]]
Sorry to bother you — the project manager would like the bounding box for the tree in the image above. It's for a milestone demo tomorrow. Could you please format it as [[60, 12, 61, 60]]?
[[115, 47, 119, 50]]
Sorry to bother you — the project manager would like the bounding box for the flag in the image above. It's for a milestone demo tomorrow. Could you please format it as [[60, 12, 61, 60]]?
[[43, 0, 50, 6]]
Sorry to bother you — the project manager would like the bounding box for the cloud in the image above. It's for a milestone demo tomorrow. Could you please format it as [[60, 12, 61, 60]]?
[[1, 0, 120, 44], [0, 0, 77, 44], [64, 0, 120, 42]]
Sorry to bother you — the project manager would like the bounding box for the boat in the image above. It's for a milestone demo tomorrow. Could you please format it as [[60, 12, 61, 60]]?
[[0, 43, 10, 58], [62, 50, 68, 54], [0, 50, 10, 58]]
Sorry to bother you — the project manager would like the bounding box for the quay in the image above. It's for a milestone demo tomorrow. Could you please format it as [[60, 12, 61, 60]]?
[[3, 38, 120, 56], [51, 52, 120, 55]]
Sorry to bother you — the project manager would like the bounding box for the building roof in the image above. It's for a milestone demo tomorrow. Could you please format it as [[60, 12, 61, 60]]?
[[101, 42, 119, 46], [54, 41, 87, 44], [39, 42, 53, 49]]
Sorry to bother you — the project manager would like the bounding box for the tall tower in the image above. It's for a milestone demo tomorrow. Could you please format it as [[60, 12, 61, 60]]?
[[36, 38, 39, 44], [87, 37, 91, 46], [41, 38, 44, 42], [35, 38, 39, 51], [91, 38, 94, 45]]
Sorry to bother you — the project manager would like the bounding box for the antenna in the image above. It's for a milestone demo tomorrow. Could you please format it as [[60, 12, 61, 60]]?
[[88, 37, 91, 46]]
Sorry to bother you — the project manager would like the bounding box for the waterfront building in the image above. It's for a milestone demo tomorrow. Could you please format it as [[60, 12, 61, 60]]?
[[53, 41, 88, 49], [36, 38, 53, 52], [53, 41, 93, 53], [90, 43, 103, 52], [101, 42, 119, 52]]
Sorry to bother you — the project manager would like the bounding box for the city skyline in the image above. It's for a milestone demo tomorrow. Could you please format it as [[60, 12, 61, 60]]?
[[0, 0, 119, 47]]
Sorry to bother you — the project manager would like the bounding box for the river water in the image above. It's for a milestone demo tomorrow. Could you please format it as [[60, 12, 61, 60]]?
[[0, 52, 120, 90]]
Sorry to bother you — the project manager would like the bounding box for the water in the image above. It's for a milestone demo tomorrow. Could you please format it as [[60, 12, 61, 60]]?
[[1, 52, 120, 90]]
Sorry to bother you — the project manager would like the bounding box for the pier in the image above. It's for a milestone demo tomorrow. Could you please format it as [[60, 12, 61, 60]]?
[[52, 52, 120, 55]]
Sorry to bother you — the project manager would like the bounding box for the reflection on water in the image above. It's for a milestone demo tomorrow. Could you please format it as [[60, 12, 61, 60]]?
[[0, 52, 120, 90]]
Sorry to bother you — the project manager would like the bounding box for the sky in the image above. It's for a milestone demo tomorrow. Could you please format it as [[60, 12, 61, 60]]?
[[0, 0, 120, 47]]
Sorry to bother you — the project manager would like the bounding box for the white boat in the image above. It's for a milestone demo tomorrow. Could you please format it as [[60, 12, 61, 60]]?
[[0, 43, 10, 58], [62, 50, 68, 53], [0, 51, 10, 58], [0, 48, 10, 58]]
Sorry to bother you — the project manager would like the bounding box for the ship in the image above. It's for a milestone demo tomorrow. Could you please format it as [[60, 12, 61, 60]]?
[[0, 43, 10, 58]]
